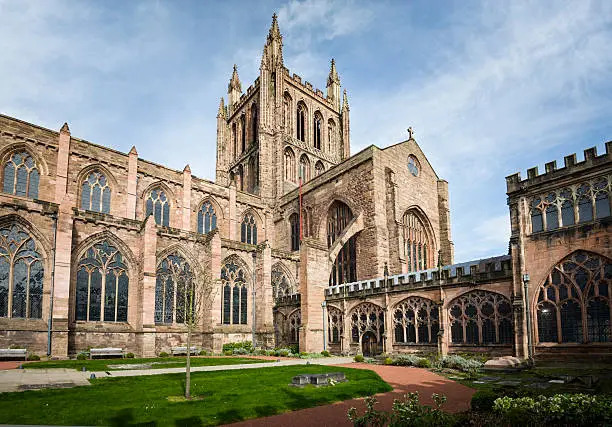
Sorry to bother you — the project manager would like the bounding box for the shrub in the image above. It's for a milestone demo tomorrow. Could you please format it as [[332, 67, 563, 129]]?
[[222, 341, 253, 354], [199, 350, 208, 356], [76, 352, 88, 361], [279, 350, 289, 357], [439, 354, 483, 372], [27, 354, 40, 361], [354, 354, 365, 362], [223, 350, 233, 356], [392, 355, 423, 367], [384, 357, 393, 365], [416, 358, 431, 368], [232, 347, 250, 355], [471, 390, 499, 412], [321, 350, 331, 357], [158, 351, 169, 358], [288, 344, 299, 355], [125, 352, 135, 359]]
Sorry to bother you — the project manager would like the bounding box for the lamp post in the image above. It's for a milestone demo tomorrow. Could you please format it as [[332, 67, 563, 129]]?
[[522, 273, 534, 364], [252, 251, 257, 348], [321, 300, 327, 352]]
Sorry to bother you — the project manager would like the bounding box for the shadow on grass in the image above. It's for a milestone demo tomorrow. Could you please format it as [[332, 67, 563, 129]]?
[[108, 408, 156, 427]]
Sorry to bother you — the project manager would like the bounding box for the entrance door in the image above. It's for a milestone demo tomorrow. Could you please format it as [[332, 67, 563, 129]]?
[[362, 331, 378, 357]]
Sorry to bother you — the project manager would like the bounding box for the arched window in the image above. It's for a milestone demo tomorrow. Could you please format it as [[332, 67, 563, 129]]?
[[146, 188, 170, 227], [327, 201, 356, 286], [289, 213, 300, 251], [81, 171, 111, 214], [283, 93, 292, 133], [350, 303, 384, 343], [327, 119, 336, 153], [577, 183, 593, 223], [536, 251, 611, 343], [594, 178, 611, 219], [313, 112, 322, 150], [2, 152, 39, 199], [241, 213, 257, 245], [531, 198, 544, 233], [0, 224, 43, 319], [284, 147, 296, 183], [197, 201, 217, 234], [289, 309, 300, 343], [296, 103, 306, 142], [221, 259, 248, 325], [328, 305, 343, 344], [237, 164, 244, 192], [232, 123, 238, 160], [544, 193, 559, 230], [393, 297, 439, 344], [248, 156, 258, 193], [327, 201, 353, 247], [272, 264, 294, 300], [76, 240, 128, 322], [298, 154, 310, 183], [407, 155, 420, 177], [449, 290, 513, 345], [240, 115, 246, 153], [250, 104, 258, 144], [315, 161, 325, 177], [403, 210, 432, 272], [155, 253, 193, 324], [560, 189, 575, 226]]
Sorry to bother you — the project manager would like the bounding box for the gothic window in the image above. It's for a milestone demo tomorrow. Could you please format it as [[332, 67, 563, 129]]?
[[577, 184, 593, 223], [221, 259, 248, 325], [240, 213, 257, 245], [240, 115, 246, 153], [271, 264, 294, 300], [289, 309, 300, 343], [560, 189, 575, 226], [248, 156, 259, 193], [283, 93, 292, 133], [594, 178, 610, 219], [0, 224, 43, 319], [313, 112, 322, 150], [327, 305, 343, 344], [327, 119, 336, 154], [250, 104, 258, 144], [407, 155, 420, 177], [393, 297, 439, 344], [327, 201, 353, 248], [145, 188, 170, 227], [81, 171, 111, 214], [350, 303, 384, 343], [76, 240, 128, 322], [298, 154, 310, 183], [296, 103, 306, 142], [155, 253, 193, 324], [232, 123, 238, 160], [237, 164, 244, 192], [327, 201, 356, 286], [2, 151, 39, 199], [284, 147, 296, 183], [315, 161, 325, 177], [449, 290, 513, 345], [403, 210, 432, 272], [289, 213, 300, 251], [545, 193, 559, 230], [197, 201, 217, 234], [536, 251, 611, 343], [531, 198, 544, 233]]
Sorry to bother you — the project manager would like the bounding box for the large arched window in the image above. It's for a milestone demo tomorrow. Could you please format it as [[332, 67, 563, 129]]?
[[272, 264, 294, 300], [76, 240, 128, 322], [2, 152, 39, 199], [315, 161, 325, 177], [155, 253, 193, 324], [327, 306, 343, 344], [250, 104, 258, 144], [298, 154, 310, 183], [289, 213, 300, 251], [221, 259, 248, 325], [350, 303, 384, 343], [327, 201, 356, 286], [197, 201, 217, 234], [241, 213, 257, 245], [536, 251, 611, 343], [81, 171, 111, 213], [594, 178, 611, 219], [327, 119, 336, 153], [313, 112, 322, 150], [449, 290, 513, 345], [577, 183, 593, 223], [393, 297, 439, 344], [288, 309, 300, 343], [0, 224, 43, 319], [296, 103, 306, 142], [284, 147, 296, 183], [283, 93, 292, 133], [403, 210, 432, 272], [146, 188, 170, 227]]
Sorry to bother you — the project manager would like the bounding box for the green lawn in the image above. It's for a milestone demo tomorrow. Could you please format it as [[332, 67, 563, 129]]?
[[0, 365, 391, 426], [24, 356, 271, 372]]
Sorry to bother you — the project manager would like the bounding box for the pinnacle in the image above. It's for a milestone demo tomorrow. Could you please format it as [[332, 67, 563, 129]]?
[[217, 97, 226, 118], [343, 89, 350, 109], [268, 12, 282, 40], [60, 122, 70, 133], [184, 164, 191, 173], [327, 58, 340, 86], [129, 146, 138, 155], [228, 64, 241, 92]]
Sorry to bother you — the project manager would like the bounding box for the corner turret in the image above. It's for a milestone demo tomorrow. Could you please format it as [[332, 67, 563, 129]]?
[[326, 59, 341, 110]]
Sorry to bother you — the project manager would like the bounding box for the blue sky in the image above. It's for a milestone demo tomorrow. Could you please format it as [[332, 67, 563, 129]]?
[[1, 0, 611, 263]]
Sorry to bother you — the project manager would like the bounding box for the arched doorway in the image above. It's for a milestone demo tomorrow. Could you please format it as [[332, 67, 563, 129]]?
[[362, 331, 378, 356]]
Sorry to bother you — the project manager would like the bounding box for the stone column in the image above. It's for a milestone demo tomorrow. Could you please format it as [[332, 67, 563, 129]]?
[[140, 216, 157, 357], [126, 146, 138, 220], [299, 238, 329, 353], [257, 243, 273, 347], [384, 292, 393, 354], [182, 165, 192, 231], [439, 289, 450, 356], [341, 298, 351, 355]]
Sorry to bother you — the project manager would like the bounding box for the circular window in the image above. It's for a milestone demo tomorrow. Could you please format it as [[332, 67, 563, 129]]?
[[408, 155, 419, 176]]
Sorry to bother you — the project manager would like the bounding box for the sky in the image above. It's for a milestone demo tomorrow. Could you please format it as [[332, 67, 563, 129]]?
[[1, 0, 611, 263]]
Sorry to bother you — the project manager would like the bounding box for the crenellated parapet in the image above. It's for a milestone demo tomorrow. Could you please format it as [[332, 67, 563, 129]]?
[[282, 68, 338, 110], [506, 142, 612, 194]]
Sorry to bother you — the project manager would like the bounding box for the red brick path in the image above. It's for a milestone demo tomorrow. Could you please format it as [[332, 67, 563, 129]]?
[[0, 361, 23, 370], [225, 364, 475, 427]]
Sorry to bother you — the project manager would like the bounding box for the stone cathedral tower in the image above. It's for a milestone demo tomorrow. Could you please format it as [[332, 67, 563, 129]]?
[[215, 14, 350, 204]]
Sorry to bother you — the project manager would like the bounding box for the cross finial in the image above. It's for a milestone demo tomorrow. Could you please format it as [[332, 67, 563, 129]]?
[[407, 127, 414, 140]]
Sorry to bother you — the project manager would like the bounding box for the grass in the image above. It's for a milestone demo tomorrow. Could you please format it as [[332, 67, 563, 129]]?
[[24, 356, 271, 372], [0, 365, 391, 426]]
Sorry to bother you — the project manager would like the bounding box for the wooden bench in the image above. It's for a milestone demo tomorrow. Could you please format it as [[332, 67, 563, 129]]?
[[0, 348, 27, 360], [89, 348, 125, 359], [171, 346, 199, 356]]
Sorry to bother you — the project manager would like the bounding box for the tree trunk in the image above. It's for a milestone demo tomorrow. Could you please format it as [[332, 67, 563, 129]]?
[[186, 328, 191, 399]]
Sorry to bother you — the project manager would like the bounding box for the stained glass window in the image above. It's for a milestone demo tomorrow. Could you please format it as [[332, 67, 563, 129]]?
[[81, 171, 111, 213], [2, 152, 39, 199], [155, 254, 192, 324], [146, 188, 170, 227], [240, 214, 257, 245], [404, 210, 432, 272], [220, 259, 247, 325], [197, 201, 217, 234]]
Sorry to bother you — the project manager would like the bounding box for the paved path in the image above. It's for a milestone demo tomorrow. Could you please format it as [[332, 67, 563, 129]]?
[[225, 364, 475, 427]]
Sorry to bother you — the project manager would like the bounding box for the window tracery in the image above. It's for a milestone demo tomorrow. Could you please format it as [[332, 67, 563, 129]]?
[[403, 211, 431, 272], [240, 213, 257, 245], [296, 103, 306, 142], [288, 309, 300, 343], [0, 224, 43, 319], [536, 251, 611, 343], [283, 93, 292, 133], [221, 259, 248, 325], [449, 290, 513, 345], [146, 188, 170, 227], [284, 147, 296, 183], [327, 305, 343, 344], [2, 151, 39, 199], [298, 154, 310, 183], [313, 112, 322, 150], [81, 171, 111, 213], [327, 201, 356, 286], [197, 201, 217, 234], [76, 240, 128, 322], [155, 253, 193, 324], [271, 264, 294, 300], [315, 161, 325, 177], [350, 303, 384, 343], [327, 119, 336, 154], [393, 297, 439, 344]]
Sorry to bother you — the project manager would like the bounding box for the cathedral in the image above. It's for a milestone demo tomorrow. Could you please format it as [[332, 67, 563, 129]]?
[[0, 16, 610, 360]]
